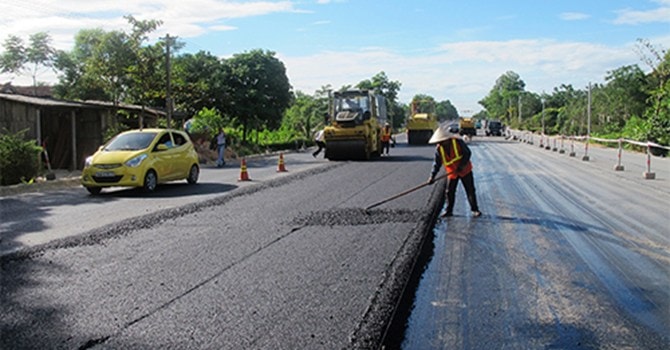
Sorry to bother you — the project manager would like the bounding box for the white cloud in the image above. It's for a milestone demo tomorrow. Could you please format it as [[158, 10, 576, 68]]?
[[280, 39, 640, 113], [1, 1, 663, 114], [0, 0, 297, 49], [614, 0, 670, 24], [559, 12, 591, 21]]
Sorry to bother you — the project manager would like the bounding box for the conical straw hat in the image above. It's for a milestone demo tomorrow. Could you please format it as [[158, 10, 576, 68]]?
[[428, 124, 461, 144]]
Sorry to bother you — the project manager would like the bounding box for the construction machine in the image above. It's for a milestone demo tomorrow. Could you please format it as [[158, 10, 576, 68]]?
[[324, 90, 387, 160], [458, 117, 477, 138], [406, 99, 438, 145]]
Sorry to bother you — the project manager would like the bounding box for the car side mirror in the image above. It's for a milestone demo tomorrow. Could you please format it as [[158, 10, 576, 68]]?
[[156, 144, 169, 151]]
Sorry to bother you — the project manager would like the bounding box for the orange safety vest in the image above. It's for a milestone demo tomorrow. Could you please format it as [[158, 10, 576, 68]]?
[[438, 138, 472, 179], [381, 127, 392, 142]]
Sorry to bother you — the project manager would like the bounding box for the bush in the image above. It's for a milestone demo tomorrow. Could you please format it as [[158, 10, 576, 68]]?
[[0, 130, 43, 186]]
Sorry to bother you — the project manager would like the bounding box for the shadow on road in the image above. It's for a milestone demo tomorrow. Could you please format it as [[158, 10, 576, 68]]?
[[0, 182, 238, 256], [99, 182, 237, 198]]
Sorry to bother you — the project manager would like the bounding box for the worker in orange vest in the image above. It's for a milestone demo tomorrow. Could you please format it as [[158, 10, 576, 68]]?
[[381, 123, 392, 156], [427, 124, 481, 218]]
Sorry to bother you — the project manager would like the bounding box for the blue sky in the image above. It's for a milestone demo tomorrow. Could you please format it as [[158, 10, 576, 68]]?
[[1, 0, 669, 113]]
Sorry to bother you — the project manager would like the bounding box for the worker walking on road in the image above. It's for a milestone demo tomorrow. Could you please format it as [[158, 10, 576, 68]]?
[[427, 125, 481, 218], [216, 127, 226, 167], [312, 129, 326, 157], [381, 122, 392, 156]]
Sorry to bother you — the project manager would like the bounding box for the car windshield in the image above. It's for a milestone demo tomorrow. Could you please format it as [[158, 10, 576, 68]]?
[[105, 132, 158, 151]]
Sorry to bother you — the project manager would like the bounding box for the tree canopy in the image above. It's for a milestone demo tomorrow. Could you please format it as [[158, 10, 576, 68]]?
[[221, 49, 292, 141], [0, 32, 56, 94], [1, 19, 667, 148], [476, 43, 669, 146]]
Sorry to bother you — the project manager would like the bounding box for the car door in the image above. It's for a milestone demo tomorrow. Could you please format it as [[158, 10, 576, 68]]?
[[152, 131, 176, 181], [170, 131, 191, 179]]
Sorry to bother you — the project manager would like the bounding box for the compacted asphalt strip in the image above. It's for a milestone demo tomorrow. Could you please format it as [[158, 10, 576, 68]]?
[[0, 150, 335, 257], [1, 144, 447, 349]]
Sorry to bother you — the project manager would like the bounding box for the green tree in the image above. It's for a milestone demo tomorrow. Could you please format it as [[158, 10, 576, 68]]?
[[172, 51, 226, 118], [595, 65, 648, 132], [54, 16, 166, 130], [0, 32, 56, 94], [560, 89, 588, 136], [636, 40, 669, 146], [124, 16, 165, 109], [283, 90, 328, 140], [59, 16, 163, 106], [435, 100, 459, 121], [410, 94, 436, 111], [479, 71, 526, 127], [356, 71, 402, 128], [85, 30, 134, 105], [221, 49, 292, 142], [53, 29, 109, 100], [0, 35, 25, 76], [190, 107, 225, 134]]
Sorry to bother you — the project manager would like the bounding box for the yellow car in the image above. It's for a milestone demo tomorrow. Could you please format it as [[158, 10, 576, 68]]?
[[81, 128, 200, 195]]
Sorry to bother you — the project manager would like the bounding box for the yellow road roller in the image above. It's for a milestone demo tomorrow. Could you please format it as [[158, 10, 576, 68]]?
[[324, 90, 388, 160]]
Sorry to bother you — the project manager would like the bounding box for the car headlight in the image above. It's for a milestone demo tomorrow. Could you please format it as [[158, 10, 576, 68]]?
[[125, 154, 148, 168], [84, 156, 93, 168]]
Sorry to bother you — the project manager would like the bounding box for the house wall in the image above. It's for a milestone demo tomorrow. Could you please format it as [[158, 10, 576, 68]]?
[[77, 109, 108, 168], [2, 96, 161, 170], [0, 99, 38, 138], [1, 98, 115, 170]]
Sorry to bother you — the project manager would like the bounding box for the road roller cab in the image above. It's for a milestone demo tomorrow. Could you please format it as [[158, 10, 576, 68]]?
[[324, 90, 387, 160], [406, 99, 438, 145]]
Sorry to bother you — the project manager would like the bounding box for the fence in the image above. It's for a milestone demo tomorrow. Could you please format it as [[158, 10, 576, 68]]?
[[508, 130, 669, 180]]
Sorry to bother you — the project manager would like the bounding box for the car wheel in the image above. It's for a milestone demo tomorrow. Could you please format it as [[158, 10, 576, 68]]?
[[86, 187, 102, 195], [187, 164, 199, 184], [143, 170, 158, 192]]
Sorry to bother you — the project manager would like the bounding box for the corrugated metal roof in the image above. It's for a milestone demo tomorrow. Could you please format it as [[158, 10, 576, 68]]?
[[0, 93, 166, 116], [0, 93, 86, 108]]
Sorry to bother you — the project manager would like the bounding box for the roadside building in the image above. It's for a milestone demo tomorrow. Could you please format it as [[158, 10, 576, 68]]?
[[0, 92, 166, 170]]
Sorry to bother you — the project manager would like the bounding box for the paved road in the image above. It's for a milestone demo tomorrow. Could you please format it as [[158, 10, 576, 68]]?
[[1, 143, 444, 349], [1, 135, 668, 349], [393, 135, 670, 349], [0, 151, 330, 256]]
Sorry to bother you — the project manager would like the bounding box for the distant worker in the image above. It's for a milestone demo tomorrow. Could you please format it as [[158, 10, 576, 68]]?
[[381, 123, 392, 156], [427, 125, 481, 218], [216, 127, 226, 167], [312, 129, 326, 158]]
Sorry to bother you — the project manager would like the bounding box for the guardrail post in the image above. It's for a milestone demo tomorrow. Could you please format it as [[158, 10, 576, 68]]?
[[643, 143, 656, 179], [569, 138, 576, 157], [582, 136, 590, 161], [614, 138, 624, 171], [559, 136, 565, 154], [545, 136, 551, 150], [552, 138, 558, 152]]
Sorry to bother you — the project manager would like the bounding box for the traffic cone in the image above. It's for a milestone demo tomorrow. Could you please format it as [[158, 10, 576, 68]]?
[[277, 152, 287, 172], [238, 158, 251, 181]]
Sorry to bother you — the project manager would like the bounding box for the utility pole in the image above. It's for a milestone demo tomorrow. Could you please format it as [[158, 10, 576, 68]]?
[[518, 94, 522, 125], [541, 97, 545, 135], [165, 34, 173, 129], [583, 82, 591, 161]]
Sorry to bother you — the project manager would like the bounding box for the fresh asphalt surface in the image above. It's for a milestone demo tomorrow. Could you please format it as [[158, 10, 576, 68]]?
[[1, 134, 669, 349], [1, 141, 444, 349]]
